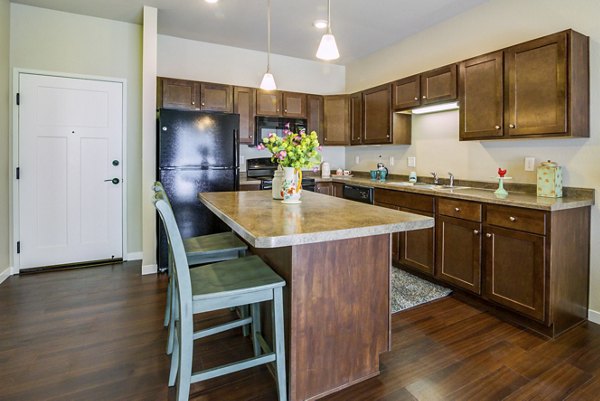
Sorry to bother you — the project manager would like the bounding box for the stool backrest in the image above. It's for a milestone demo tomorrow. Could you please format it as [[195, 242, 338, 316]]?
[[153, 190, 193, 326]]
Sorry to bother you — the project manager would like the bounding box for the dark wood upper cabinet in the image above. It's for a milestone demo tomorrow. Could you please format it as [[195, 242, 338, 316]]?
[[158, 78, 200, 110], [323, 95, 350, 145], [363, 84, 392, 144], [459, 52, 504, 140], [460, 30, 589, 141], [282, 92, 307, 118], [306, 95, 324, 142], [200, 82, 233, 112], [349, 92, 363, 145], [420, 64, 458, 105], [256, 90, 282, 116], [233, 86, 256, 145], [392, 75, 420, 111]]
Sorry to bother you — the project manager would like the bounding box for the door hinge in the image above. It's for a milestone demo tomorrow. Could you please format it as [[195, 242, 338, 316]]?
[[16, 167, 20, 179], [17, 241, 20, 254], [16, 93, 20, 106]]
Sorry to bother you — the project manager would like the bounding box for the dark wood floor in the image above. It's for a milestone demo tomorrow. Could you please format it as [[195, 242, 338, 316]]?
[[1, 262, 600, 401]]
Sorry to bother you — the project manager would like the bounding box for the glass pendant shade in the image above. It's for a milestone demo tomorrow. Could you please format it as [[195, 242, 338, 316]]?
[[260, 72, 277, 90], [316, 32, 339, 60]]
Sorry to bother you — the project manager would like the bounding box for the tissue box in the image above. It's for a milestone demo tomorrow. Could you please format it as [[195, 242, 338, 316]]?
[[537, 161, 563, 198]]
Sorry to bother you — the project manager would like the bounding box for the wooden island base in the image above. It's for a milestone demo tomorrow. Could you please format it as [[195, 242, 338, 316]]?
[[252, 234, 391, 401]]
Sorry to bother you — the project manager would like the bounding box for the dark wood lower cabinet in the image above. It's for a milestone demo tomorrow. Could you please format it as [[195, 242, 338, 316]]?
[[483, 225, 546, 322], [398, 208, 434, 276], [436, 215, 481, 294], [315, 182, 333, 196], [332, 182, 344, 198]]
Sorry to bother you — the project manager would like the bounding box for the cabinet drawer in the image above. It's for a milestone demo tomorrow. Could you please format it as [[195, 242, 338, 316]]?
[[438, 198, 481, 222], [486, 205, 546, 235], [374, 189, 434, 214]]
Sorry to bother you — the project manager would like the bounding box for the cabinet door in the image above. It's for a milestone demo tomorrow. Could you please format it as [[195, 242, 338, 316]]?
[[374, 202, 400, 265], [323, 95, 350, 145], [505, 32, 567, 137], [349, 92, 363, 145], [421, 64, 457, 105], [363, 84, 392, 144], [484, 226, 546, 322], [306, 95, 324, 142], [435, 216, 482, 294], [392, 75, 420, 111], [459, 52, 504, 140], [256, 90, 282, 116], [332, 182, 344, 198], [398, 208, 434, 276], [159, 78, 200, 110], [200, 83, 233, 112], [315, 182, 333, 196], [233, 86, 256, 145], [282, 92, 307, 118]]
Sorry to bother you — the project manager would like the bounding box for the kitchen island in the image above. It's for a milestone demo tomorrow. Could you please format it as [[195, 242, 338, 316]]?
[[199, 191, 434, 401]]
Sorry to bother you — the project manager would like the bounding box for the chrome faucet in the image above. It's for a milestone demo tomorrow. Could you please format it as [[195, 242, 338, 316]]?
[[431, 172, 439, 185], [448, 172, 454, 187]]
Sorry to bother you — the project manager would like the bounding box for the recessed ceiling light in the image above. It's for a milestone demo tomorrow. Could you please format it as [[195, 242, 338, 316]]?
[[313, 19, 328, 29], [205, 0, 219, 3]]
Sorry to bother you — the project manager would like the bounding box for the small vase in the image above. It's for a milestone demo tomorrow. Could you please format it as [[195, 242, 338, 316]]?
[[272, 167, 284, 200], [281, 166, 302, 203]]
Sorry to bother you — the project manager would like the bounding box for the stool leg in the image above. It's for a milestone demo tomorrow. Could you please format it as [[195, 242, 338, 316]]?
[[167, 291, 178, 355], [168, 327, 179, 387], [164, 256, 173, 327], [241, 305, 250, 337], [273, 287, 287, 401], [176, 319, 193, 401], [250, 303, 261, 357]]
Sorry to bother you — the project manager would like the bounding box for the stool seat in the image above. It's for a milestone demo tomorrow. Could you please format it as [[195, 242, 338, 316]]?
[[184, 232, 247, 266]]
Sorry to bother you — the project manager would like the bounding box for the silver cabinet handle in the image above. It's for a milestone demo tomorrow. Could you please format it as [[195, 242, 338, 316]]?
[[422, 95, 427, 99], [509, 123, 515, 128], [486, 233, 492, 238], [191, 101, 195, 105], [386, 134, 390, 138], [201, 102, 205, 106], [473, 229, 480, 235], [414, 97, 418, 100], [495, 125, 501, 130], [509, 216, 517, 222], [454, 207, 460, 212]]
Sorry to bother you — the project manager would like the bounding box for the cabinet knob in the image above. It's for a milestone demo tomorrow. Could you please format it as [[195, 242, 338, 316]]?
[[284, 109, 288, 112], [386, 134, 390, 138], [422, 95, 427, 99], [454, 207, 460, 212], [509, 216, 517, 222], [201, 102, 205, 106], [495, 125, 501, 130], [486, 233, 492, 238], [191, 101, 195, 105], [473, 229, 480, 235], [509, 123, 516, 128], [414, 97, 419, 101]]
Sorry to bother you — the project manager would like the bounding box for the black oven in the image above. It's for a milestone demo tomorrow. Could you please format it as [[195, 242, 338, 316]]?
[[255, 117, 307, 146]]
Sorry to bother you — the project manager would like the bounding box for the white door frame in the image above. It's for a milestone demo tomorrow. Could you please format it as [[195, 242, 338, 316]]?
[[11, 69, 128, 274]]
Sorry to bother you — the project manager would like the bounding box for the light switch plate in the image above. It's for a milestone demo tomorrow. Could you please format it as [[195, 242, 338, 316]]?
[[525, 157, 535, 171], [407, 156, 416, 167]]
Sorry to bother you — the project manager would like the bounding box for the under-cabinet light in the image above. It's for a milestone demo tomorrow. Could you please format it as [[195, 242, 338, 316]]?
[[411, 102, 459, 115]]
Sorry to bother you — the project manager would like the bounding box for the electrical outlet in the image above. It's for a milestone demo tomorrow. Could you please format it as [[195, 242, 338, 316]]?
[[355, 155, 360, 164], [407, 156, 416, 167], [524, 157, 535, 171], [389, 156, 395, 166]]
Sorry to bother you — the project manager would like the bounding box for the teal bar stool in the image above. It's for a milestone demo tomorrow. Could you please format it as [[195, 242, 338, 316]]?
[[154, 191, 287, 401], [153, 182, 249, 353]]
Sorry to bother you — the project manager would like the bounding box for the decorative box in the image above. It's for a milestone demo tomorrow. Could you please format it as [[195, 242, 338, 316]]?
[[537, 160, 563, 198]]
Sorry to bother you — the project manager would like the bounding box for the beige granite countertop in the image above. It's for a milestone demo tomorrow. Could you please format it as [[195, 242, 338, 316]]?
[[318, 176, 594, 211], [199, 191, 434, 248]]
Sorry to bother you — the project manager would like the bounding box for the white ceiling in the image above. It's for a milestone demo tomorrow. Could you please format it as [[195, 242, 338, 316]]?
[[10, 0, 490, 64]]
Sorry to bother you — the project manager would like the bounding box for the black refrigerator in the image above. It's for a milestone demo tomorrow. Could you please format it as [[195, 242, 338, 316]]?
[[157, 109, 240, 271]]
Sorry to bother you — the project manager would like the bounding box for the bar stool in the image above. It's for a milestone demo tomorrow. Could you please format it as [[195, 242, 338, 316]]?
[[154, 191, 287, 401], [153, 182, 249, 353]]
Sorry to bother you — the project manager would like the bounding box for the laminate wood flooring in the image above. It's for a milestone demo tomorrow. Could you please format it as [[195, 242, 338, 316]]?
[[1, 262, 599, 400]]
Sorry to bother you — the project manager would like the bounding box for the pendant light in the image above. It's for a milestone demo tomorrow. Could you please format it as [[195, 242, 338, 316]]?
[[316, 0, 340, 61], [260, 0, 277, 90]]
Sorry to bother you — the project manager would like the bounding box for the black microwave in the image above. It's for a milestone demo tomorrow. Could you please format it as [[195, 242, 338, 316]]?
[[254, 116, 307, 146]]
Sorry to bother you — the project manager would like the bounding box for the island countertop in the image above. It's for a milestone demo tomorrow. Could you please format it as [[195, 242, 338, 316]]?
[[199, 190, 434, 248]]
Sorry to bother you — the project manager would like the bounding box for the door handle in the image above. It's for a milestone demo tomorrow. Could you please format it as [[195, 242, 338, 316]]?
[[104, 178, 120, 185]]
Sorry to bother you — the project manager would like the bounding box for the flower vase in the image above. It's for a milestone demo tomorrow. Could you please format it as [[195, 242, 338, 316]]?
[[281, 167, 302, 203]]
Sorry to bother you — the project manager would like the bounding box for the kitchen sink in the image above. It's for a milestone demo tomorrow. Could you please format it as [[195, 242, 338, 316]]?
[[432, 185, 471, 191], [385, 182, 470, 191]]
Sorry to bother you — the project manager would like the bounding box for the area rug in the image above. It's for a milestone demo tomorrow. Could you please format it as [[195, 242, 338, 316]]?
[[391, 267, 452, 313]]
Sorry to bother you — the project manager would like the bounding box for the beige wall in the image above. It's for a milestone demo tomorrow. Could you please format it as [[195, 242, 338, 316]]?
[[345, 0, 600, 314], [0, 0, 9, 274], [9, 4, 143, 256]]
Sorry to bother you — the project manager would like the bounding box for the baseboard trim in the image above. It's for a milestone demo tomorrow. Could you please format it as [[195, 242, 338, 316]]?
[[126, 251, 143, 261], [588, 309, 600, 325], [0, 267, 11, 284], [141, 264, 157, 275]]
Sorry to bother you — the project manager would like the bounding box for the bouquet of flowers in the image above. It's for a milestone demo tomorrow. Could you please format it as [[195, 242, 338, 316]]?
[[256, 124, 322, 169]]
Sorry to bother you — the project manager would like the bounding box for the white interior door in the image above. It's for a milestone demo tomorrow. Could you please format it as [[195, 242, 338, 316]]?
[[18, 73, 123, 269]]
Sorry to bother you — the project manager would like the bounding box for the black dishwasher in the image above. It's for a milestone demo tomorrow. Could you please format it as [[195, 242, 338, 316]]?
[[343, 184, 374, 204]]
